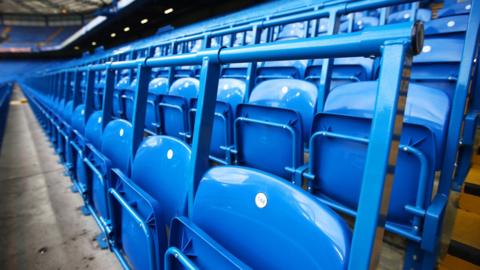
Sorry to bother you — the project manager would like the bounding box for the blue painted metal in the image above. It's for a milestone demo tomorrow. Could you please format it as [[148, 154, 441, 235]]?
[[325, 81, 451, 169], [187, 55, 221, 216], [439, 0, 479, 193], [168, 166, 351, 269], [348, 41, 416, 269], [108, 136, 192, 270], [18, 1, 452, 269], [316, 10, 340, 112]]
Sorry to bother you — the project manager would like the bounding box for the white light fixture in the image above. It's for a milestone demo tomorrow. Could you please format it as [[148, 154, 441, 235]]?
[[164, 8, 174, 14], [74, 46, 80, 50], [110, 32, 116, 38], [91, 41, 97, 46], [123, 26, 130, 32], [141, 18, 148, 24]]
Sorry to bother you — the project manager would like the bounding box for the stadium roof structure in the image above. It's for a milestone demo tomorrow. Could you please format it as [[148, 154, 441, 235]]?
[[0, 0, 112, 15]]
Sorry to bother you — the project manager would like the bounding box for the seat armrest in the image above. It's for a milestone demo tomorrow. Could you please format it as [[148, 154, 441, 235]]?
[[421, 194, 448, 253], [168, 217, 251, 270]]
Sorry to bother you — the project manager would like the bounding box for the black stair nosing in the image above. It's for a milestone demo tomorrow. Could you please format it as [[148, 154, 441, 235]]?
[[464, 182, 480, 197], [447, 240, 480, 267]]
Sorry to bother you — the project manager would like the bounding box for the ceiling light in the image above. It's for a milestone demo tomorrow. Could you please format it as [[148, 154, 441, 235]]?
[[74, 46, 80, 50], [141, 18, 148, 24], [91, 41, 97, 46], [123, 26, 130, 32], [164, 8, 174, 14], [110, 32, 116, 38]]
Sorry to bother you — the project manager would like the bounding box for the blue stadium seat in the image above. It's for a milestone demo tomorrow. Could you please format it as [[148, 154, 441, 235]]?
[[190, 78, 245, 164], [145, 76, 169, 134], [233, 79, 317, 181], [256, 22, 307, 82], [94, 71, 106, 110], [70, 104, 88, 193], [83, 119, 133, 236], [123, 76, 137, 122], [339, 13, 379, 33], [305, 57, 374, 89], [412, 15, 468, 99], [114, 70, 130, 118], [123, 72, 170, 134], [309, 114, 436, 225], [308, 81, 449, 227], [109, 136, 191, 270], [387, 8, 431, 24], [324, 81, 450, 168], [158, 77, 199, 140], [437, 0, 471, 18], [167, 166, 352, 269]]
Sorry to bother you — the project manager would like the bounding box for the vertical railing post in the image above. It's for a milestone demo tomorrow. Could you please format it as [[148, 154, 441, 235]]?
[[167, 41, 178, 86], [348, 41, 415, 269], [101, 66, 115, 130], [244, 25, 261, 102], [130, 62, 151, 164], [316, 10, 340, 112], [83, 68, 95, 125], [187, 55, 221, 216]]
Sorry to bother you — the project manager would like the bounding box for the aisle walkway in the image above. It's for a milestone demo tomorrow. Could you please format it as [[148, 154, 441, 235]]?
[[0, 85, 119, 270]]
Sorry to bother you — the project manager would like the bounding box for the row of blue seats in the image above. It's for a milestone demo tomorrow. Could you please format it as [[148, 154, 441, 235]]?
[[0, 82, 13, 154], [101, 11, 463, 169], [21, 0, 476, 269]]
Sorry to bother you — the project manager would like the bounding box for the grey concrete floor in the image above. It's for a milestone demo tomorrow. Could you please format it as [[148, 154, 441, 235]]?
[[0, 86, 120, 270]]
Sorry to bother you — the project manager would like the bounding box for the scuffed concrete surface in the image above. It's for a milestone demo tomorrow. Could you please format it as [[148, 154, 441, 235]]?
[[0, 86, 120, 270]]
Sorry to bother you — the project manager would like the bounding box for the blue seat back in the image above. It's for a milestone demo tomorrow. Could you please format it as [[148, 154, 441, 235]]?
[[123, 77, 138, 122], [64, 100, 74, 124], [310, 113, 436, 225], [256, 60, 307, 82], [168, 77, 199, 99], [236, 104, 302, 179], [191, 166, 351, 270], [114, 72, 130, 118], [325, 81, 450, 168], [424, 15, 468, 36], [101, 119, 133, 173], [93, 72, 105, 110], [387, 8, 431, 24], [191, 78, 245, 161], [438, 1, 471, 18], [85, 111, 103, 150], [119, 136, 191, 270], [71, 104, 86, 134], [221, 63, 248, 79], [133, 136, 191, 228], [256, 22, 307, 82], [305, 57, 374, 89], [412, 15, 467, 99], [159, 77, 199, 139], [249, 78, 317, 140], [146, 77, 169, 132]]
